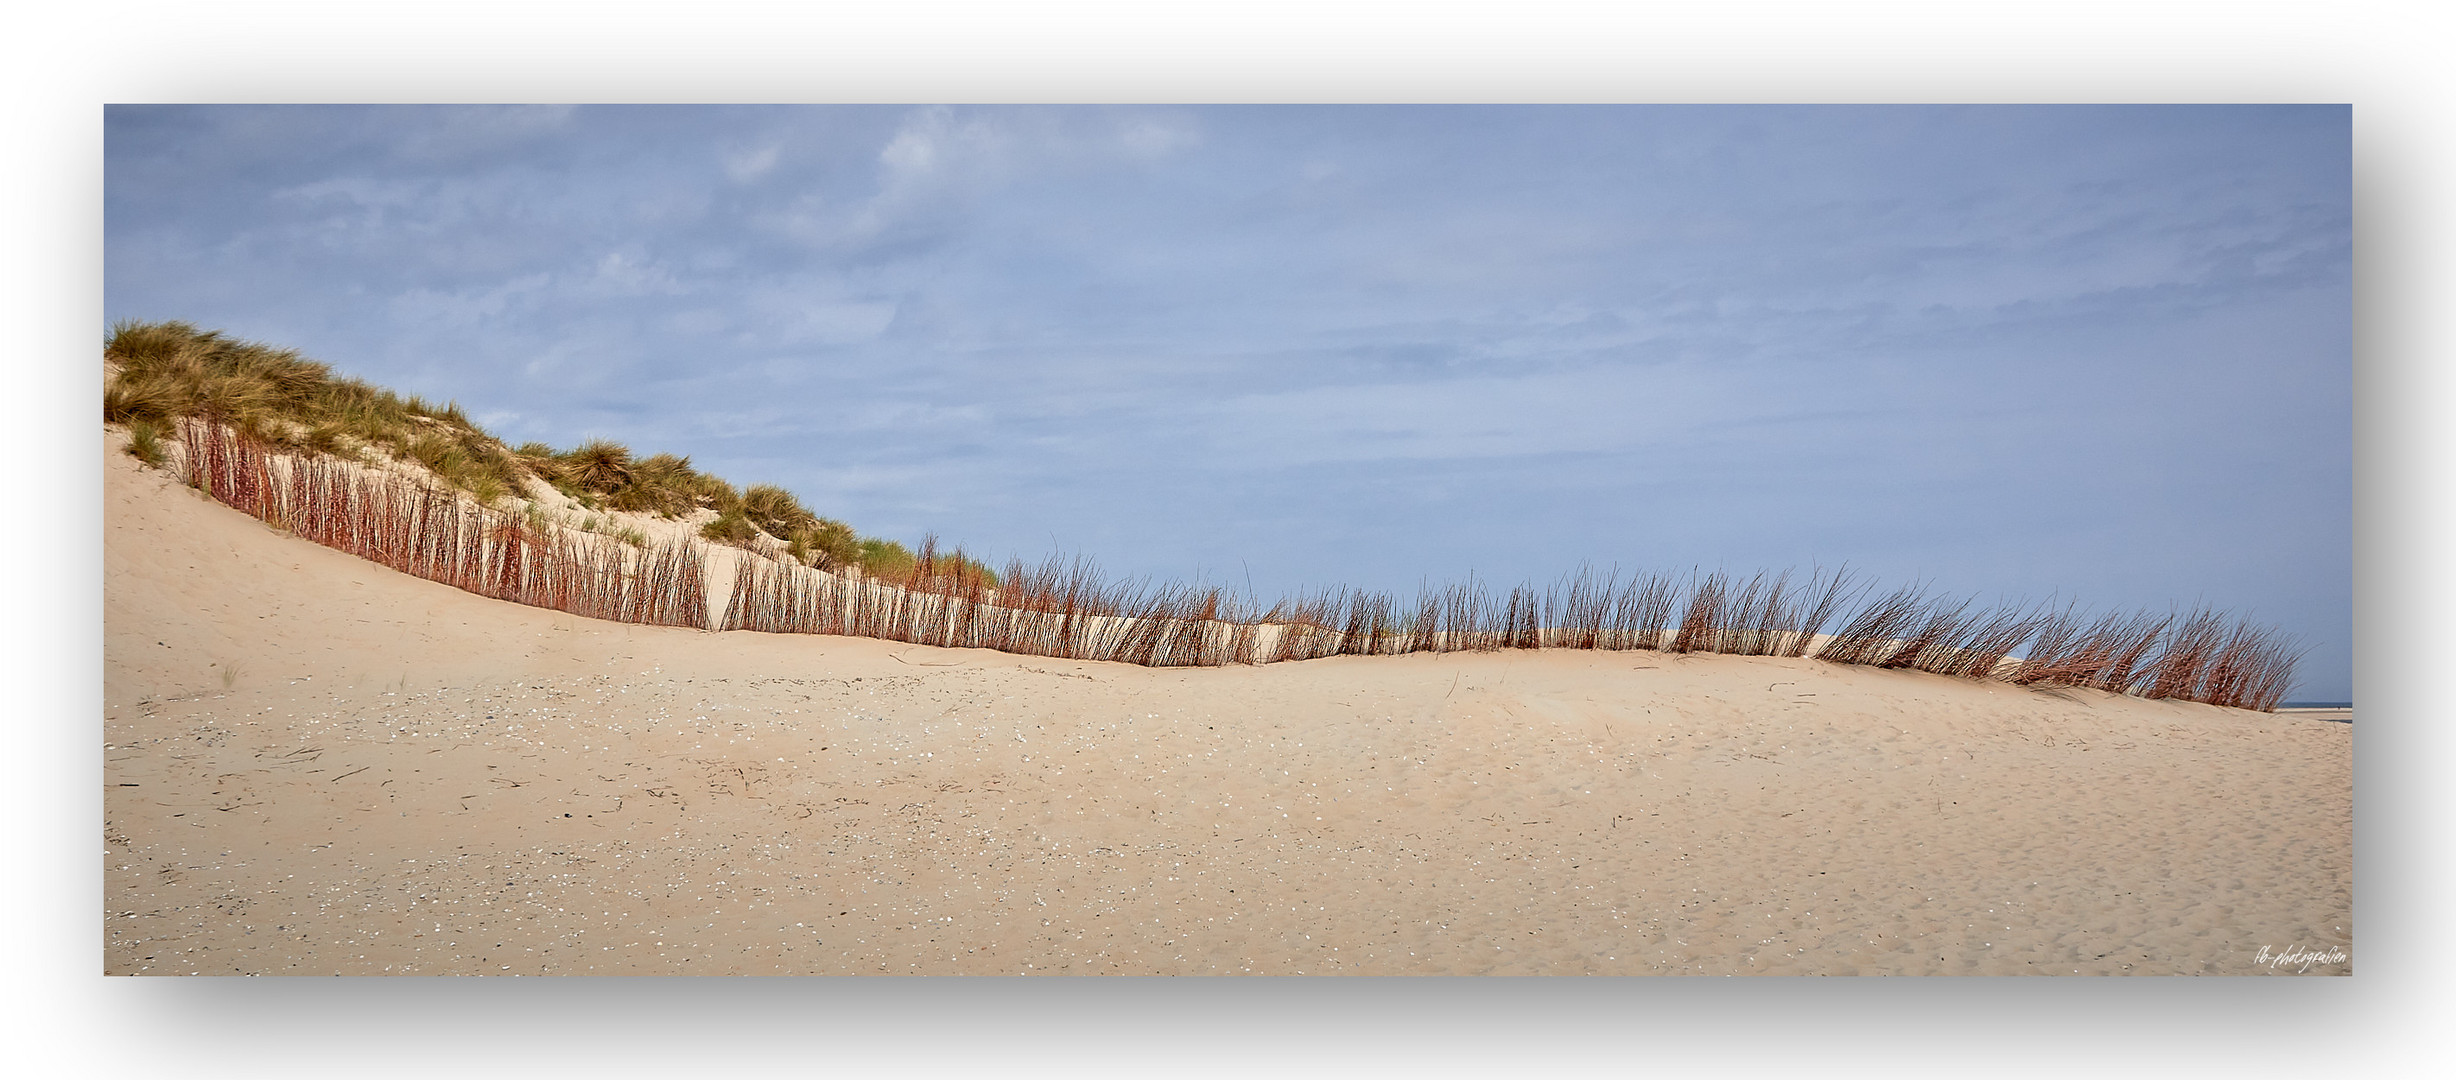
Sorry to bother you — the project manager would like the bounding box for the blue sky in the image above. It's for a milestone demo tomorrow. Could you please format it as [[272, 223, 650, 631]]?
[[104, 104, 2352, 699]]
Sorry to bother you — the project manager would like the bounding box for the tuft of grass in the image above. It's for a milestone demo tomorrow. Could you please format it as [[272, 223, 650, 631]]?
[[561, 440, 635, 493], [104, 373, 191, 425], [300, 421, 348, 455], [742, 484, 817, 540], [403, 433, 456, 473], [511, 442, 565, 484], [608, 453, 710, 517], [700, 509, 759, 546], [124, 419, 170, 467], [682, 469, 743, 516], [799, 518, 862, 570], [857, 538, 916, 581], [469, 474, 509, 507], [194, 371, 281, 424], [107, 320, 213, 369], [616, 453, 686, 514], [547, 444, 740, 518]]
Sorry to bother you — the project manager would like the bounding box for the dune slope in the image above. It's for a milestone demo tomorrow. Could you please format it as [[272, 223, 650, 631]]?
[[103, 431, 2351, 974]]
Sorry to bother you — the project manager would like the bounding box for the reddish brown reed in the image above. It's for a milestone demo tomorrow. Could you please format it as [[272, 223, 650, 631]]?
[[2195, 621, 2286, 710], [1934, 605, 2044, 680], [1729, 571, 1797, 657], [2002, 609, 2166, 693], [2003, 604, 2085, 687], [1406, 586, 1442, 655], [1668, 572, 1729, 654], [1613, 573, 1677, 651], [949, 554, 988, 651], [1432, 578, 1495, 653], [1332, 590, 1388, 657], [2142, 608, 2228, 702], [1782, 567, 1858, 658], [173, 417, 713, 633], [1496, 586, 1523, 650], [1265, 588, 1336, 663], [160, 417, 2303, 706], [1816, 584, 1928, 666], [1876, 595, 1975, 672], [2084, 611, 2172, 694], [1540, 567, 1607, 651], [2238, 634, 2293, 710]]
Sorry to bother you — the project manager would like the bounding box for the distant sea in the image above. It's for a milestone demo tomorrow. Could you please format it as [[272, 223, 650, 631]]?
[[2276, 702, 2353, 724]]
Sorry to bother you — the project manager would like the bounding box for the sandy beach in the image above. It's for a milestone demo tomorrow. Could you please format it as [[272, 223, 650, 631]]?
[[103, 431, 2353, 975]]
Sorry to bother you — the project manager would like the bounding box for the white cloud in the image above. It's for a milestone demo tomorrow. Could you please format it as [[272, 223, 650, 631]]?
[[850, 107, 1017, 238], [394, 106, 576, 162], [844, 107, 1200, 242], [738, 278, 901, 346], [847, 399, 990, 432], [1204, 366, 1744, 468], [724, 143, 781, 183], [1116, 114, 1200, 159], [582, 251, 687, 298], [388, 273, 551, 329], [275, 176, 426, 211], [877, 106, 1010, 180], [781, 301, 899, 346]]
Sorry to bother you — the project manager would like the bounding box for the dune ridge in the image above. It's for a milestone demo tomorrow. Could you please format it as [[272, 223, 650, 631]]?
[[104, 430, 2352, 975]]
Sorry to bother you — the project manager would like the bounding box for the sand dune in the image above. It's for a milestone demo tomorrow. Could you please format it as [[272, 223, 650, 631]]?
[[103, 431, 2352, 975]]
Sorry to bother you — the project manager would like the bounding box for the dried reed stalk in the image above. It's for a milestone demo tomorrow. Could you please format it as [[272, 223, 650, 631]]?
[[173, 417, 713, 632], [1771, 567, 1845, 658], [158, 417, 2305, 706], [1668, 572, 1728, 654], [1816, 584, 1927, 666], [1614, 573, 1677, 652], [1877, 596, 1976, 672], [2142, 608, 2228, 701]]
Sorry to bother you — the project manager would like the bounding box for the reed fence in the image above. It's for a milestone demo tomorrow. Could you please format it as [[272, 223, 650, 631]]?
[[176, 417, 706, 629], [163, 418, 2301, 710]]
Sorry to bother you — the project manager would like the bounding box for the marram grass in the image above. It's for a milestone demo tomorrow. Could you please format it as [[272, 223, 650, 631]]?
[[106, 320, 928, 581]]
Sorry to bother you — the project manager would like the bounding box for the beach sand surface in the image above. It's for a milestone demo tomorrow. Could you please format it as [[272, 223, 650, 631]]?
[[104, 433, 2353, 974]]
